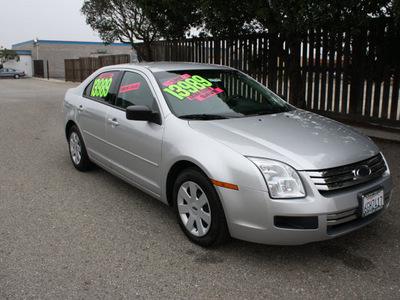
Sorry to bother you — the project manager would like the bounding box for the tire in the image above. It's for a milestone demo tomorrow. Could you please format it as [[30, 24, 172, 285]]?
[[14, 74, 20, 79], [173, 168, 229, 247], [68, 125, 92, 171]]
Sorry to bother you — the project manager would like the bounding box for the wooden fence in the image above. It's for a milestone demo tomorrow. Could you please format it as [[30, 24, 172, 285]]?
[[137, 27, 400, 127], [65, 54, 130, 82]]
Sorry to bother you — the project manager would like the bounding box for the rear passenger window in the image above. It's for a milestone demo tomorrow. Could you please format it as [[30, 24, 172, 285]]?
[[84, 71, 119, 103], [116, 72, 154, 109]]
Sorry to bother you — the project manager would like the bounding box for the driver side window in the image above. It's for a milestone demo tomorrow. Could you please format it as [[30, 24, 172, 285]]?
[[116, 72, 154, 109]]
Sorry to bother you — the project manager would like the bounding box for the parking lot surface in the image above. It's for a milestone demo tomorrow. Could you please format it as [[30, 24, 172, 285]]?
[[0, 78, 399, 299]]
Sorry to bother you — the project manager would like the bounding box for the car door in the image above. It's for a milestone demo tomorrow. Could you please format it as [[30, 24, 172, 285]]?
[[106, 71, 164, 197], [76, 71, 120, 168]]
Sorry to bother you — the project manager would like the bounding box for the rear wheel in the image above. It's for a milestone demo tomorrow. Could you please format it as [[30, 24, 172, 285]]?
[[173, 168, 229, 247], [68, 125, 92, 171], [14, 74, 20, 79]]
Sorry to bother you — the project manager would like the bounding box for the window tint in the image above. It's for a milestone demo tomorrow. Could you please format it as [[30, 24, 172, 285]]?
[[116, 72, 154, 109], [84, 71, 119, 103]]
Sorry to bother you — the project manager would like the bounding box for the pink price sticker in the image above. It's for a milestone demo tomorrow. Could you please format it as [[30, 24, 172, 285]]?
[[187, 87, 224, 101], [119, 82, 141, 93], [163, 74, 191, 87], [99, 73, 114, 79]]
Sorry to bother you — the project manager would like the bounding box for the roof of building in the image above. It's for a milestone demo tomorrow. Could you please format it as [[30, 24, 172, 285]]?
[[13, 40, 131, 48], [15, 50, 31, 55]]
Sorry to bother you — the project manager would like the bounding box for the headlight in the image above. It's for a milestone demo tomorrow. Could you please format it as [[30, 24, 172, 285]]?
[[248, 157, 306, 199], [381, 152, 390, 175]]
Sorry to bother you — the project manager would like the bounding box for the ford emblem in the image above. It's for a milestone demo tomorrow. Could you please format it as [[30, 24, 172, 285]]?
[[354, 165, 372, 178]]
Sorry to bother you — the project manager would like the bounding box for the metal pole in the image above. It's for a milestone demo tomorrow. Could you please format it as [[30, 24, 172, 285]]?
[[46, 60, 49, 80], [34, 38, 39, 60]]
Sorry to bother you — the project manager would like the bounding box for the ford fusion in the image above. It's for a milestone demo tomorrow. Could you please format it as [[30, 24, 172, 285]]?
[[63, 62, 392, 247]]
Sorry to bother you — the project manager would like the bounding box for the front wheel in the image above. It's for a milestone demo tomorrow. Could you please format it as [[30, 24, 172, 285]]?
[[68, 125, 92, 171], [14, 74, 20, 79], [173, 168, 229, 247]]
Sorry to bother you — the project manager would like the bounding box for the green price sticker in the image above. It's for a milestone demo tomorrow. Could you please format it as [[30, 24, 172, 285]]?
[[91, 74, 114, 98], [163, 75, 213, 100]]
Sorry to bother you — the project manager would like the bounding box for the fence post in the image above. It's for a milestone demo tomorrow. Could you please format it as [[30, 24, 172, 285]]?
[[267, 33, 278, 93], [214, 40, 220, 65], [349, 30, 367, 114], [287, 38, 306, 108]]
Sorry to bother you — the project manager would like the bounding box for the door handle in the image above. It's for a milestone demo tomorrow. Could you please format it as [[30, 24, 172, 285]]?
[[77, 105, 84, 112], [108, 118, 119, 126]]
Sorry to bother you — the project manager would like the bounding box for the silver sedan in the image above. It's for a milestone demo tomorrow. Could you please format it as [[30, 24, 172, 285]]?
[[0, 68, 25, 79], [63, 62, 392, 247]]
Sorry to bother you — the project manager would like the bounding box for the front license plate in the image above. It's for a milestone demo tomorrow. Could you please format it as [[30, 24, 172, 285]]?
[[362, 189, 384, 217]]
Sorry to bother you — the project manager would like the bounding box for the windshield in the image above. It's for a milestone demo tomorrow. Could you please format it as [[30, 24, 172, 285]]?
[[154, 69, 293, 119]]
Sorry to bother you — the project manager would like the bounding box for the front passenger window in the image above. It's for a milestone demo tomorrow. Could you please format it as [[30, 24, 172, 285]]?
[[116, 72, 154, 109]]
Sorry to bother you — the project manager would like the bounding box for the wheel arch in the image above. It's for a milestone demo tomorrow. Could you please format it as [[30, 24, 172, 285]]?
[[65, 120, 78, 140], [165, 160, 209, 207]]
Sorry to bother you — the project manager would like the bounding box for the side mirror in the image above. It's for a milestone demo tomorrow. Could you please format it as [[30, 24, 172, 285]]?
[[126, 105, 161, 125]]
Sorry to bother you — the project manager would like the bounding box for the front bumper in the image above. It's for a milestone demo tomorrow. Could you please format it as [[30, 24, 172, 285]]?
[[217, 171, 393, 245]]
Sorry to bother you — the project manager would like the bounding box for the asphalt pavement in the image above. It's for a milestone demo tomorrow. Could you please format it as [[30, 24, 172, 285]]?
[[0, 77, 399, 299]]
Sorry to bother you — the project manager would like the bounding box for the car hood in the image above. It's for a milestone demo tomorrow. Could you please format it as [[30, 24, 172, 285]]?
[[188, 110, 379, 170]]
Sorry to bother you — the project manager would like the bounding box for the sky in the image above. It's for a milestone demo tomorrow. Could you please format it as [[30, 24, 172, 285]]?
[[0, 0, 102, 49]]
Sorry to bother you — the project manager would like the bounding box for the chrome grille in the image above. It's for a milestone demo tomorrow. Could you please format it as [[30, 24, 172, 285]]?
[[327, 208, 358, 226], [307, 154, 387, 192]]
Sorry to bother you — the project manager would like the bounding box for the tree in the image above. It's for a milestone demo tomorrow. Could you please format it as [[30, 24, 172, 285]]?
[[0, 48, 20, 65], [139, 0, 397, 38], [81, 0, 160, 61], [391, 0, 400, 23], [136, 0, 203, 39]]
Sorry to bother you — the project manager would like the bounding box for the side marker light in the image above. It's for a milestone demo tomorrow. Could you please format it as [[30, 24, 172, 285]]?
[[211, 179, 239, 190]]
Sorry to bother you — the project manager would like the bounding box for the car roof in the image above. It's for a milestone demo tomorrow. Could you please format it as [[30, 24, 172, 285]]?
[[112, 62, 232, 73]]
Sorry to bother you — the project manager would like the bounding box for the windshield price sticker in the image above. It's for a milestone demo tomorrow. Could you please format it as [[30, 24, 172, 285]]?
[[119, 82, 141, 93], [163, 74, 191, 87], [163, 75, 223, 101], [91, 73, 115, 98], [362, 189, 384, 217]]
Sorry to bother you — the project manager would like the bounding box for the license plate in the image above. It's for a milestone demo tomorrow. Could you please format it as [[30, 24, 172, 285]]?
[[362, 189, 384, 217]]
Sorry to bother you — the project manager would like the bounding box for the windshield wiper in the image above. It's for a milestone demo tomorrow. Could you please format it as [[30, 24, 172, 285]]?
[[179, 114, 229, 120]]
